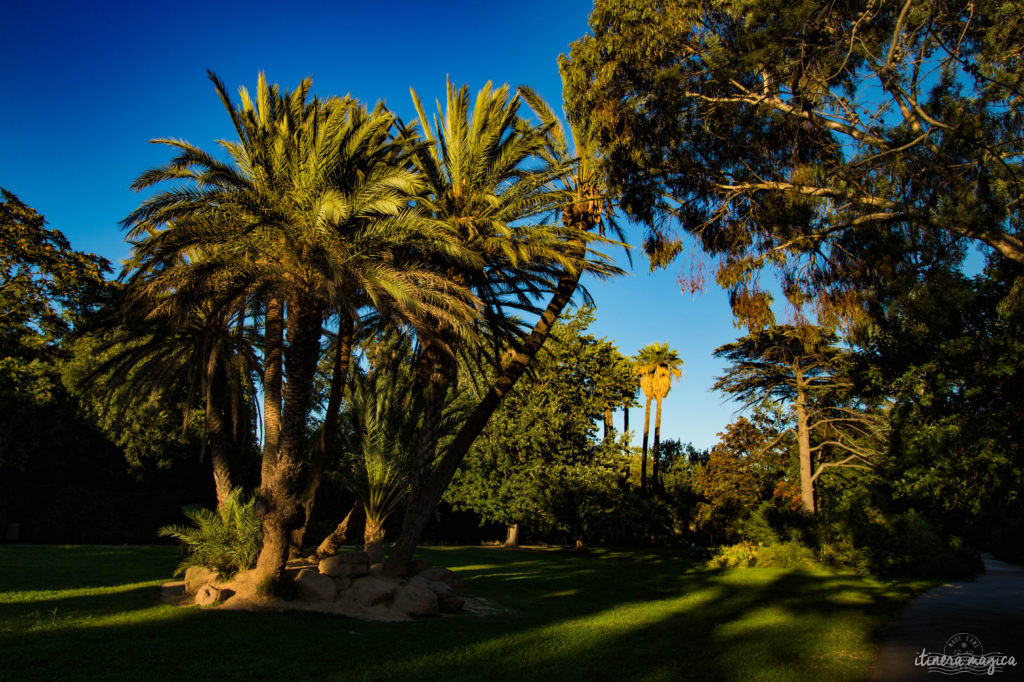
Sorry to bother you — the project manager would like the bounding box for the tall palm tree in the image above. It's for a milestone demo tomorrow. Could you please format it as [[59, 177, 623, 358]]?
[[385, 77, 625, 573], [635, 343, 684, 491], [122, 73, 480, 589]]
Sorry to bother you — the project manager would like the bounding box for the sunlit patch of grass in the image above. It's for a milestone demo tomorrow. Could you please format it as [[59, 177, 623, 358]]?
[[0, 545, 932, 681]]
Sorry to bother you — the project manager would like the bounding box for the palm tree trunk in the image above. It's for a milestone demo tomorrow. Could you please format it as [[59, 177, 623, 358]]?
[[385, 270, 581, 575], [364, 516, 385, 548], [652, 396, 663, 491], [412, 344, 449, 492], [254, 296, 323, 591], [261, 297, 284, 483], [205, 378, 233, 508], [603, 409, 613, 441], [624, 404, 629, 434], [314, 500, 364, 560], [641, 397, 652, 491], [290, 312, 354, 555]]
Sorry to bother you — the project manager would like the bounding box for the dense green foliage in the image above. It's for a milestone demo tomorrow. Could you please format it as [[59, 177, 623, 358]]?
[[0, 192, 212, 541], [0, 545, 932, 681], [0, 190, 111, 471], [562, 0, 1024, 325], [864, 258, 1024, 561], [446, 308, 635, 543], [159, 490, 263, 577]]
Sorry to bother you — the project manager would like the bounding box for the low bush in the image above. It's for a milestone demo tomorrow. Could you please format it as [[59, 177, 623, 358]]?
[[708, 540, 820, 570], [158, 489, 262, 578], [707, 541, 759, 568]]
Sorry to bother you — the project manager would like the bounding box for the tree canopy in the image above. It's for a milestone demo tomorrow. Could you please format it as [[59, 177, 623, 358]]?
[[562, 0, 1024, 326]]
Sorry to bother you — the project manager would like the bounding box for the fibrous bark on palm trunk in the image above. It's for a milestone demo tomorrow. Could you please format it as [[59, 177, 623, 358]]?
[[652, 396, 663, 492], [254, 297, 323, 590], [314, 500, 364, 560], [261, 297, 284, 483], [289, 313, 354, 555], [205, 377, 233, 508], [385, 270, 582, 575], [640, 396, 652, 491]]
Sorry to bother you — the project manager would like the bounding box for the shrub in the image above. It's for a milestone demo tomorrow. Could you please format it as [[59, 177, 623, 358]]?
[[755, 541, 819, 569], [158, 489, 262, 578], [866, 510, 981, 578], [708, 540, 821, 570], [707, 541, 759, 568], [818, 537, 872, 574], [738, 500, 816, 546]]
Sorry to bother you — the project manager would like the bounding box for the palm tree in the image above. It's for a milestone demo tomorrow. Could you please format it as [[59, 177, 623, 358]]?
[[92, 250, 260, 509], [384, 78, 624, 573], [122, 72, 480, 589], [345, 354, 419, 548], [635, 343, 684, 491]]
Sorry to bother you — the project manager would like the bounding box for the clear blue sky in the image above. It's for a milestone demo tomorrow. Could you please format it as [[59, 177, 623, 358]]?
[[1, 0, 754, 449]]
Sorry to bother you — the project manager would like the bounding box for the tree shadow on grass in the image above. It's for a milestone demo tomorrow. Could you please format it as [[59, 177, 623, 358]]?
[[0, 546, 926, 681]]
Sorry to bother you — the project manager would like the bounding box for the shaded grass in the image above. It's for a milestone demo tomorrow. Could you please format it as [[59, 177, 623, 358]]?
[[0, 545, 931, 680]]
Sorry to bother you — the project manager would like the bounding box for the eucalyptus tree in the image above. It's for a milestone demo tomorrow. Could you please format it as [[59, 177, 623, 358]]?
[[713, 325, 884, 513], [123, 72, 480, 589], [384, 79, 623, 573], [562, 0, 1024, 327]]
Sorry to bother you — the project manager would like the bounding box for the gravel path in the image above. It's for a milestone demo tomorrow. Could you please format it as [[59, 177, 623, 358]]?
[[871, 555, 1024, 680]]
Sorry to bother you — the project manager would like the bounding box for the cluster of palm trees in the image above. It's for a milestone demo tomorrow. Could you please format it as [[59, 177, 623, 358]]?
[[109, 70, 621, 590], [631, 343, 684, 492]]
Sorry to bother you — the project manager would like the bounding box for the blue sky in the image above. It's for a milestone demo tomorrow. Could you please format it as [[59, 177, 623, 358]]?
[[1, 0, 753, 449]]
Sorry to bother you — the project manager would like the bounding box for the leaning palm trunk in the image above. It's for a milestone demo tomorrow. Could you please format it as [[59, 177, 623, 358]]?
[[385, 269, 581, 574], [412, 345, 450, 493], [314, 500, 364, 559], [289, 313, 354, 555], [253, 298, 324, 591], [205, 379, 234, 508]]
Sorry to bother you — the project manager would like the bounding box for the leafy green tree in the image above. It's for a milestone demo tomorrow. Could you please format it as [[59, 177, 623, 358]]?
[[0, 189, 111, 363], [59, 333, 203, 473], [445, 307, 635, 546], [694, 414, 792, 545], [562, 0, 1024, 325], [713, 325, 884, 513], [864, 257, 1024, 558], [0, 190, 111, 472]]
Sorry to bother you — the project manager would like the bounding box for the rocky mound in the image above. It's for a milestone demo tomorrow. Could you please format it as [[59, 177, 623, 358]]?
[[178, 551, 466, 621]]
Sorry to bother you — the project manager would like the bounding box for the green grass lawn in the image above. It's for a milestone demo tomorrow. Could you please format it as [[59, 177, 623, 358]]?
[[0, 545, 930, 681]]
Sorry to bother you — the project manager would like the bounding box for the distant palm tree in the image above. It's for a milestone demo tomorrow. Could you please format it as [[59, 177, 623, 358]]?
[[635, 343, 684, 491]]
